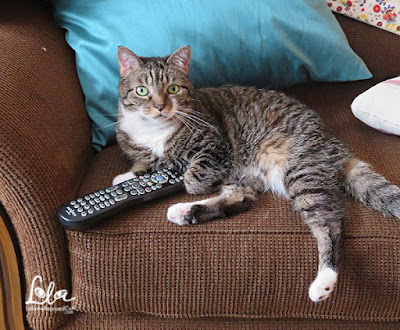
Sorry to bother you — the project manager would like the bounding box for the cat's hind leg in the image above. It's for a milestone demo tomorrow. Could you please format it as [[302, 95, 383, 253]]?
[[286, 172, 345, 302], [167, 184, 256, 225]]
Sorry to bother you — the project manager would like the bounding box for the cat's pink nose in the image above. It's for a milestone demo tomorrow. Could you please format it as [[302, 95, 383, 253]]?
[[154, 103, 165, 111]]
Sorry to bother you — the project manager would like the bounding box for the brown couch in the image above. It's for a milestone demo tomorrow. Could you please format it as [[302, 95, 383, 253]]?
[[1, 1, 400, 329]]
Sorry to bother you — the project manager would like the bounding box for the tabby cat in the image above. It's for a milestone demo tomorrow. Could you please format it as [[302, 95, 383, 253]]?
[[113, 45, 400, 302]]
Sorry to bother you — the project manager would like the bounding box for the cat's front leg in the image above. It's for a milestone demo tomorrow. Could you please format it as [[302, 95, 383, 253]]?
[[184, 162, 225, 195], [112, 162, 148, 186]]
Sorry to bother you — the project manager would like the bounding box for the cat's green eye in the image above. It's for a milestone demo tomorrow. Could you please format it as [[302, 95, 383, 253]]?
[[168, 84, 180, 94], [136, 86, 149, 96]]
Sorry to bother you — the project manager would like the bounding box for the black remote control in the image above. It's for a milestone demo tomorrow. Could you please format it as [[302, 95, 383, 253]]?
[[58, 168, 185, 231]]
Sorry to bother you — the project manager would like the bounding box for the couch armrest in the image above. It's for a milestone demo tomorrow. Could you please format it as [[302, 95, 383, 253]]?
[[0, 2, 93, 329], [335, 13, 400, 81]]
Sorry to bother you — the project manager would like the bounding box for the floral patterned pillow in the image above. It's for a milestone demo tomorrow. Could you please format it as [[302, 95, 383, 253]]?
[[326, 0, 400, 35]]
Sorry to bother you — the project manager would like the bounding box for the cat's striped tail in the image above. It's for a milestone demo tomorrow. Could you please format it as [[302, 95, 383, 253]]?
[[343, 158, 400, 219]]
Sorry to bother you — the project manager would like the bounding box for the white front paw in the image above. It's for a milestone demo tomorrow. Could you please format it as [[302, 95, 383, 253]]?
[[112, 171, 135, 186], [309, 268, 337, 302], [167, 202, 196, 226]]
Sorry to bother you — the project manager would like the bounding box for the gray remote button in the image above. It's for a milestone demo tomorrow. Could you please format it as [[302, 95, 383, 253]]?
[[89, 200, 95, 205], [169, 179, 175, 184], [74, 204, 79, 209], [151, 185, 157, 190], [99, 203, 105, 208], [99, 196, 105, 202], [124, 187, 131, 192], [132, 183, 140, 189], [84, 195, 90, 201], [70, 201, 76, 205], [106, 186, 118, 193], [78, 207, 83, 212], [171, 174, 176, 178], [115, 194, 128, 202], [90, 193, 95, 198], [109, 199, 115, 205], [94, 198, 100, 203], [81, 212, 87, 217], [84, 205, 90, 210], [144, 174, 150, 178], [77, 198, 83, 203], [116, 189, 123, 194], [104, 201, 110, 207], [94, 192, 100, 197], [167, 171, 172, 175], [111, 192, 117, 197], [138, 188, 145, 194], [104, 194, 110, 199], [179, 176, 184, 180], [175, 178, 180, 183], [130, 190, 138, 196], [88, 209, 94, 214], [156, 183, 162, 189], [94, 205, 100, 211], [122, 182, 129, 187], [99, 190, 105, 194], [133, 177, 139, 181]]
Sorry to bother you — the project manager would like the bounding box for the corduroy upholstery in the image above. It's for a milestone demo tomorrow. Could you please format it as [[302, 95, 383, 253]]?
[[1, 2, 400, 329]]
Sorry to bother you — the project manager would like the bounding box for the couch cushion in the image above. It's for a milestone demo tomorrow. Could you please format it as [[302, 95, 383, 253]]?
[[66, 80, 400, 321]]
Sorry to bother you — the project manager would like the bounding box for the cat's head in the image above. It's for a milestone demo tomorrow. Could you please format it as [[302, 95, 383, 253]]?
[[117, 45, 194, 123]]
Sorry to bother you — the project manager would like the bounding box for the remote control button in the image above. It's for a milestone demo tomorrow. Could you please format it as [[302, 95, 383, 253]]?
[[147, 181, 153, 186], [116, 189, 123, 195], [99, 203, 105, 208], [122, 182, 129, 187], [143, 178, 149, 182], [156, 183, 162, 189], [163, 168, 168, 172], [81, 212, 87, 217], [104, 201, 110, 207], [131, 183, 140, 189], [144, 174, 150, 178], [70, 201, 76, 205], [88, 209, 94, 214], [84, 195, 90, 201], [139, 181, 146, 187], [94, 205, 100, 211], [124, 187, 131, 192], [90, 193, 96, 198], [130, 190, 138, 196], [95, 192, 100, 197], [167, 171, 172, 175], [179, 176, 183, 180], [106, 186, 118, 193], [156, 175, 164, 181], [151, 185, 157, 190], [94, 198, 100, 203], [171, 174, 176, 178], [111, 192, 117, 197], [109, 199, 115, 205], [115, 194, 128, 202], [104, 194, 110, 199], [80, 201, 87, 206], [99, 196, 105, 202], [139, 175, 144, 180], [78, 207, 83, 212], [157, 170, 163, 174], [89, 200, 95, 205], [77, 198, 83, 203], [84, 205, 90, 210], [145, 187, 152, 193], [133, 177, 139, 181], [138, 188, 145, 194], [99, 190, 105, 195], [74, 204, 80, 209], [169, 179, 175, 184], [175, 178, 180, 183]]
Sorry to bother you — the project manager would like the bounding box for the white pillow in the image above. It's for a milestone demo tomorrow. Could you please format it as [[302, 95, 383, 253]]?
[[351, 77, 400, 136]]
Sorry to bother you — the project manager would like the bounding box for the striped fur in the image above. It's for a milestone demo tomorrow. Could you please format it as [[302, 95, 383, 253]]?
[[114, 46, 400, 302]]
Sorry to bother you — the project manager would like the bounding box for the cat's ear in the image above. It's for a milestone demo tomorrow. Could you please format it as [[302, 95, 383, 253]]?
[[117, 46, 144, 76], [167, 46, 191, 75]]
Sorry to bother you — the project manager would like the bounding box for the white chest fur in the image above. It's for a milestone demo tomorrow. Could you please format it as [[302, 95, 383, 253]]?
[[119, 104, 176, 157]]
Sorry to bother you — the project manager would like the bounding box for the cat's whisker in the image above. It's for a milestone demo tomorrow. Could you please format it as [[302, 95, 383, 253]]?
[[174, 115, 195, 135], [93, 120, 121, 131], [175, 114, 205, 138], [176, 110, 220, 134]]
